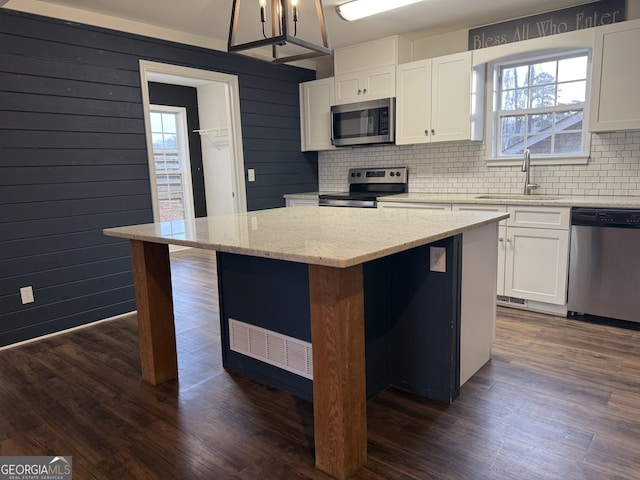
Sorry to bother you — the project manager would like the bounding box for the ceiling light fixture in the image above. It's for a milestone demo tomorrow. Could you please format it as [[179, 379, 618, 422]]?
[[228, 0, 331, 63], [336, 0, 425, 22]]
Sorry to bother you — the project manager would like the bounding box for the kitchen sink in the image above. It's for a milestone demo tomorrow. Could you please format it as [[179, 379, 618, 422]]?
[[475, 194, 565, 200]]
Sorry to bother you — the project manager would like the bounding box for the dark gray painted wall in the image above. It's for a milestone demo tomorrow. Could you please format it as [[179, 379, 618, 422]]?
[[0, 9, 318, 346]]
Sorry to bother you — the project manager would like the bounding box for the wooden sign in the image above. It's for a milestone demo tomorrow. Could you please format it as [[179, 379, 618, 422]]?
[[469, 0, 626, 50]]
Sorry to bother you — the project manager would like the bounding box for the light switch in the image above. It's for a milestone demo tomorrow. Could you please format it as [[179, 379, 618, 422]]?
[[248, 169, 255, 182]]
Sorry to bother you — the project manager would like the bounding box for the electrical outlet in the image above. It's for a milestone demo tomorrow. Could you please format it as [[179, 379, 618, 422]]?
[[429, 247, 446, 273], [248, 168, 256, 182], [20, 286, 34, 304]]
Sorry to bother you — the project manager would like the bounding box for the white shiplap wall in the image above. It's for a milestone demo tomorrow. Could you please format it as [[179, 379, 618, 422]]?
[[318, 131, 640, 196]]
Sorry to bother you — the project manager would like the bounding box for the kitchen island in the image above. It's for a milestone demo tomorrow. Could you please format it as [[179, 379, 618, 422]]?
[[104, 206, 507, 480]]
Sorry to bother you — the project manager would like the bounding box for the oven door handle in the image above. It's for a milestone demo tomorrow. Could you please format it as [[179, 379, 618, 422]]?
[[319, 199, 376, 208]]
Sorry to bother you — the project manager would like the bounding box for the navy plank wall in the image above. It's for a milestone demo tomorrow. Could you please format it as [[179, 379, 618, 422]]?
[[0, 9, 317, 346]]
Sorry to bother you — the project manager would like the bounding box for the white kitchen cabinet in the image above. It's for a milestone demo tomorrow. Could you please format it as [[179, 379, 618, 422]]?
[[451, 203, 570, 307], [379, 201, 570, 309], [501, 206, 570, 305], [452, 203, 507, 222], [503, 226, 569, 305], [395, 60, 431, 144], [497, 225, 506, 298], [396, 52, 484, 145], [334, 65, 396, 105], [334, 36, 412, 75], [377, 201, 452, 211], [589, 18, 640, 132], [285, 196, 319, 207], [299, 78, 334, 152]]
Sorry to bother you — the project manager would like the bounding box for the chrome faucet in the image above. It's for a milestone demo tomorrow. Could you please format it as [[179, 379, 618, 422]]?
[[521, 149, 539, 195]]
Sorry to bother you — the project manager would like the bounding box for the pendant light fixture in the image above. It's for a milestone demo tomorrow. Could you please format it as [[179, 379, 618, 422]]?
[[336, 0, 425, 22], [228, 0, 331, 63]]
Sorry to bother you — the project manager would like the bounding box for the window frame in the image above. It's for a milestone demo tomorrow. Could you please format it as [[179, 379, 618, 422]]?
[[486, 48, 593, 166]]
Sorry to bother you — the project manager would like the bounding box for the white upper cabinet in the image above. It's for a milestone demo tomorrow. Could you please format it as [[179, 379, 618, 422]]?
[[333, 36, 412, 74], [396, 51, 484, 145], [589, 18, 640, 132], [333, 36, 411, 105], [299, 78, 334, 152], [395, 60, 432, 144], [334, 65, 396, 104]]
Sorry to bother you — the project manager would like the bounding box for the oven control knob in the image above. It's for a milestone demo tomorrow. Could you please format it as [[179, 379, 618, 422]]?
[[356, 172, 361, 177], [396, 171, 401, 176], [351, 173, 355, 177], [390, 172, 395, 176]]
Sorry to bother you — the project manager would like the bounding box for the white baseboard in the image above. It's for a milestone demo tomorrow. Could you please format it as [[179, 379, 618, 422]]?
[[0, 310, 137, 352]]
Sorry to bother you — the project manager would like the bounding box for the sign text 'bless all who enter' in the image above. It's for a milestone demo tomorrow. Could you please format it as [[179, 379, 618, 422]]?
[[469, 0, 626, 50]]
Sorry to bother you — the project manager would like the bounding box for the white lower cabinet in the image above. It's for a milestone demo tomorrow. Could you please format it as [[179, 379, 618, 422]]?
[[379, 201, 571, 309], [503, 225, 569, 304], [453, 203, 571, 307], [285, 197, 319, 207]]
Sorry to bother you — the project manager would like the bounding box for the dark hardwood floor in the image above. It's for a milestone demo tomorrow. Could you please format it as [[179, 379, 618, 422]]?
[[1, 248, 639, 479]]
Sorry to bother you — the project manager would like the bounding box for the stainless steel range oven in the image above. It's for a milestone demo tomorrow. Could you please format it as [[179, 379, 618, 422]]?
[[319, 167, 408, 208]]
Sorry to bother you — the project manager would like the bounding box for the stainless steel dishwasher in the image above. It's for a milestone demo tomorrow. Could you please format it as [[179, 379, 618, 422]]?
[[568, 207, 640, 324]]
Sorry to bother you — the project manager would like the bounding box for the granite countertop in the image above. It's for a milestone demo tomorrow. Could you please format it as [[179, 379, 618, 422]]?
[[284, 192, 640, 208], [104, 207, 507, 268], [377, 193, 640, 208]]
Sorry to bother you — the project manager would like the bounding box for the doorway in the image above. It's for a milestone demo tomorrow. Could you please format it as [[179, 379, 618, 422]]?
[[139, 60, 247, 222], [149, 105, 195, 222]]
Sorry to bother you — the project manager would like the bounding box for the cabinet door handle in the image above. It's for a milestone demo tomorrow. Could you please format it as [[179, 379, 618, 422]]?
[[431, 129, 436, 135], [425, 130, 429, 136], [363, 88, 367, 94], [357, 89, 362, 95]]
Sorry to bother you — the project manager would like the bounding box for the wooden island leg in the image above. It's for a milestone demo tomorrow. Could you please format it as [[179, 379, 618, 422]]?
[[130, 239, 178, 385], [309, 264, 367, 480]]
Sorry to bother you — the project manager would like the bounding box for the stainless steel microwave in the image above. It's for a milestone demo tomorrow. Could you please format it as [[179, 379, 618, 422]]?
[[330, 97, 395, 147]]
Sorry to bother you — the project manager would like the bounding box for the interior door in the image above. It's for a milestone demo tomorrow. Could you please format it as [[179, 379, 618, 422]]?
[[149, 105, 195, 223]]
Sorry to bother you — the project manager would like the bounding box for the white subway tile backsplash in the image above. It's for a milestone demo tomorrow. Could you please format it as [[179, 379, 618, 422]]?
[[318, 131, 640, 197]]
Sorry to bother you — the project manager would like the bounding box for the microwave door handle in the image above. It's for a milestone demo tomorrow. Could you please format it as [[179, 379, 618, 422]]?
[[330, 113, 335, 144]]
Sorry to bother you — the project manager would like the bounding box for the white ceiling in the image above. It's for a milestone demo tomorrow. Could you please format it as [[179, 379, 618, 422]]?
[[3, 0, 601, 50]]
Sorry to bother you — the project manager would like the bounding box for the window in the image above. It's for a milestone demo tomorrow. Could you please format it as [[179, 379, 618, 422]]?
[[491, 51, 590, 162]]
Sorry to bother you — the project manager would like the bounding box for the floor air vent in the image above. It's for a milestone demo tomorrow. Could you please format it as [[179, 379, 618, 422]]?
[[497, 295, 527, 306], [228, 319, 313, 380]]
